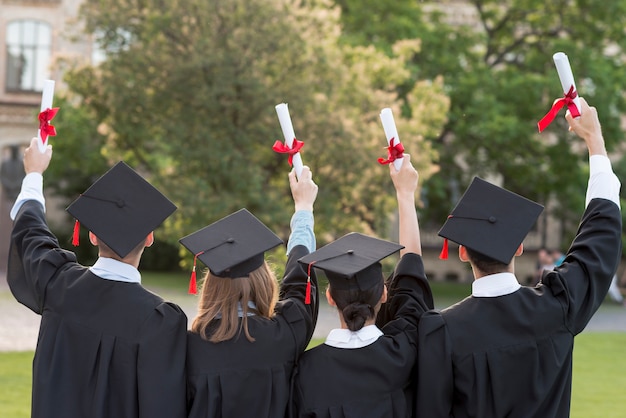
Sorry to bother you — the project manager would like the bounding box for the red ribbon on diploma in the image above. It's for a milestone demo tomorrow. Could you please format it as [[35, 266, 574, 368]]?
[[537, 86, 580, 132], [377, 137, 405, 165], [38, 107, 60, 144], [272, 138, 304, 166]]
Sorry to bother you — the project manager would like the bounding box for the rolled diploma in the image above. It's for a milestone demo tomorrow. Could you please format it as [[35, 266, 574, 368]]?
[[275, 103, 303, 177], [380, 108, 403, 171], [553, 52, 581, 115], [37, 80, 55, 153]]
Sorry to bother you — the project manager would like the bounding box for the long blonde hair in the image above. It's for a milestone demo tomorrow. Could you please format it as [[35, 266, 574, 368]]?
[[191, 261, 278, 343]]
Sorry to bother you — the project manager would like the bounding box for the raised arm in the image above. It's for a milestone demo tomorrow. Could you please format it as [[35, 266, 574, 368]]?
[[8, 137, 76, 313], [10, 137, 52, 219], [551, 97, 622, 332], [389, 154, 421, 256], [376, 154, 433, 329], [279, 166, 320, 349], [286, 166, 318, 254], [565, 97, 620, 208]]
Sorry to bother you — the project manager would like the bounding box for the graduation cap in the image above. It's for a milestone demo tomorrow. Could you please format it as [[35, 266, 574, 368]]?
[[298, 232, 403, 292], [179, 208, 284, 294], [66, 161, 177, 258], [438, 177, 543, 264]]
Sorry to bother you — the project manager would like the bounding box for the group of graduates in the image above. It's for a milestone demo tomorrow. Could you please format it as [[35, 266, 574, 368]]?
[[7, 97, 622, 418]]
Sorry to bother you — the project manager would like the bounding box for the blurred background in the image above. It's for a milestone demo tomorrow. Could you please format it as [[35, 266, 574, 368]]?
[[2, 0, 626, 290]]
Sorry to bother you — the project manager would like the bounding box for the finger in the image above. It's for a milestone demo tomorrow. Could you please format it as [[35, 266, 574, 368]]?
[[288, 169, 298, 187], [389, 162, 398, 175], [300, 166, 312, 180]]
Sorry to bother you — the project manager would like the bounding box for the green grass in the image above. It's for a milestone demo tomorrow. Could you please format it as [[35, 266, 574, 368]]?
[[142, 270, 189, 292], [2, 334, 625, 416], [0, 351, 32, 418], [571, 333, 626, 418]]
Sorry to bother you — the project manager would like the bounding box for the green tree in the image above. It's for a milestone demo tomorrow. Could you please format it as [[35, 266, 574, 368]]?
[[336, 0, 626, 245], [56, 0, 448, 266]]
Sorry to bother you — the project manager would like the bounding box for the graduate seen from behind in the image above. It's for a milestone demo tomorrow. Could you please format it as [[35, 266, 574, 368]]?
[[181, 166, 319, 418], [292, 154, 434, 417], [8, 138, 187, 418], [416, 97, 621, 418]]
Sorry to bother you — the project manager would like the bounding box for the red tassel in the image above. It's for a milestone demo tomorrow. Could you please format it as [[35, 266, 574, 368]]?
[[439, 238, 449, 260], [304, 261, 315, 305], [188, 255, 198, 295], [188, 270, 197, 295], [304, 279, 311, 305], [72, 220, 80, 246]]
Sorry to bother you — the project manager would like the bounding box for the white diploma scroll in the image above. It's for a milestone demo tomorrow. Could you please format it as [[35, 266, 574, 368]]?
[[379, 108, 404, 171], [38, 80, 56, 153], [275, 103, 303, 178], [553, 52, 581, 116]]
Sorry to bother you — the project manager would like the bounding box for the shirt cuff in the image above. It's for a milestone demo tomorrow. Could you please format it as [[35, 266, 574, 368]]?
[[286, 210, 315, 254], [589, 154, 612, 175], [586, 155, 621, 209], [10, 172, 45, 220]]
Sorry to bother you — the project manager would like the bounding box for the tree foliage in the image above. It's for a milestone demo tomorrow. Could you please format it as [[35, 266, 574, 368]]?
[[335, 0, 626, 245], [53, 0, 448, 265]]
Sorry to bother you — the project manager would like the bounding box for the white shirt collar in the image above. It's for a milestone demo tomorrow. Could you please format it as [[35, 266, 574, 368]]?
[[89, 257, 141, 283], [472, 272, 521, 297], [324, 325, 383, 349]]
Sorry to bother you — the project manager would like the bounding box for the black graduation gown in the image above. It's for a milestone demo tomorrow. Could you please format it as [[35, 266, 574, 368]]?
[[416, 198, 622, 418], [292, 253, 434, 418], [8, 201, 188, 418], [185, 244, 319, 418]]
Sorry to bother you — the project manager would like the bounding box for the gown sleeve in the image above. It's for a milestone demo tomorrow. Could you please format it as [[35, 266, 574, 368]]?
[[376, 252, 433, 332], [542, 198, 621, 334], [8, 200, 77, 313], [277, 244, 319, 352]]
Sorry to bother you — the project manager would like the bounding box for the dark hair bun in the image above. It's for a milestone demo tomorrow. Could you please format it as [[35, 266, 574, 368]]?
[[342, 303, 374, 332]]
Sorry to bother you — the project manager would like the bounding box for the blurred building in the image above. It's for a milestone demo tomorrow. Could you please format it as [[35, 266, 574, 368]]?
[[0, 0, 94, 271]]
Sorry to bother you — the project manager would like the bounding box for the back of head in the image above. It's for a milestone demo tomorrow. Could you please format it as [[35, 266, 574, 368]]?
[[329, 276, 385, 332], [97, 238, 146, 263], [465, 247, 509, 276], [191, 261, 278, 343]]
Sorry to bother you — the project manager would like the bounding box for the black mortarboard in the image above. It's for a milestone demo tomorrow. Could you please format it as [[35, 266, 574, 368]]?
[[66, 161, 177, 258], [438, 177, 543, 264], [298, 232, 403, 291], [179, 208, 283, 288]]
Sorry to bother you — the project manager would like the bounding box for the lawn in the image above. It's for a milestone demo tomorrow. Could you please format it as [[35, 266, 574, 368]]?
[[2, 333, 625, 417]]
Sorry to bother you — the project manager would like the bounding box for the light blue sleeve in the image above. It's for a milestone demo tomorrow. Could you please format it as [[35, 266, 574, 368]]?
[[286, 210, 315, 255], [10, 172, 45, 220]]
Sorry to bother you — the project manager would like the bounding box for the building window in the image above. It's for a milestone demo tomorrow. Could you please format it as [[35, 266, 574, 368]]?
[[6, 20, 52, 92]]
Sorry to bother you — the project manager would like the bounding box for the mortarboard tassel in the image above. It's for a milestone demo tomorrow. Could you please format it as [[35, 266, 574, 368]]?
[[188, 254, 199, 295], [439, 238, 449, 260], [305, 261, 316, 305], [305, 280, 311, 305], [72, 220, 80, 246], [439, 214, 453, 260]]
